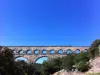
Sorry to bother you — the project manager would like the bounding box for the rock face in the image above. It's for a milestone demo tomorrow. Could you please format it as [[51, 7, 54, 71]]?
[[87, 57, 100, 73], [53, 71, 85, 75], [53, 69, 85, 75], [53, 57, 100, 75]]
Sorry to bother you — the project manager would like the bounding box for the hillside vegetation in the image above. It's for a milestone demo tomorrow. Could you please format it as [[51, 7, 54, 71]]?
[[0, 47, 41, 75], [0, 39, 100, 75], [52, 39, 100, 75]]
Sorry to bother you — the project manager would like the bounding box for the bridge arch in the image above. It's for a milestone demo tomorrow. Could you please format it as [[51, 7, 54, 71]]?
[[18, 50, 24, 54], [42, 49, 48, 55], [58, 49, 64, 54], [34, 49, 40, 55], [15, 56, 30, 63], [50, 49, 56, 54], [26, 49, 32, 55], [83, 49, 88, 52], [66, 49, 73, 55], [34, 56, 49, 64], [75, 49, 81, 54]]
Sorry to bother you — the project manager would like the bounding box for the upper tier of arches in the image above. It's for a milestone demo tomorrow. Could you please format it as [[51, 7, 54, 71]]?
[[13, 49, 88, 55]]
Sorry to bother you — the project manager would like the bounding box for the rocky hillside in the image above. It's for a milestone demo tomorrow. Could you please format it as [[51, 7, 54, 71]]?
[[87, 57, 100, 73], [53, 71, 85, 75], [53, 57, 100, 75]]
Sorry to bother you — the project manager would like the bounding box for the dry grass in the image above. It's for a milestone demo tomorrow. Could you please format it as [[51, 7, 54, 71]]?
[[86, 73, 100, 75]]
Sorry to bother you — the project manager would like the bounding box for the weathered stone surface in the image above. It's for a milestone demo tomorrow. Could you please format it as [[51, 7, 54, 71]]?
[[7, 46, 89, 63]]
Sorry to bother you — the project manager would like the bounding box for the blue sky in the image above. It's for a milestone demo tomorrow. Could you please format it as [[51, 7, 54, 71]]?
[[0, 0, 100, 46], [0, 0, 100, 64]]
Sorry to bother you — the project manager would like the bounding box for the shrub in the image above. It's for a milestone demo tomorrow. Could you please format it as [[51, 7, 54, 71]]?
[[41, 57, 62, 75], [74, 52, 90, 64], [76, 61, 89, 72], [61, 55, 74, 71], [88, 39, 100, 58]]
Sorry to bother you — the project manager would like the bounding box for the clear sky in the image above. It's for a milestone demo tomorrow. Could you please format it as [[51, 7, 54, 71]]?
[[0, 0, 100, 64], [0, 0, 100, 46]]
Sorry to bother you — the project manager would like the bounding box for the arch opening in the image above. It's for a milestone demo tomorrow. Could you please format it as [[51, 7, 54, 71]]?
[[66, 49, 72, 55], [15, 56, 28, 63], [18, 50, 24, 54], [50, 49, 56, 54], [35, 56, 49, 64], [26, 49, 32, 55], [75, 49, 80, 54], [83, 49, 88, 52], [34, 49, 40, 55], [42, 49, 48, 54], [34, 56, 49, 72], [58, 49, 63, 54]]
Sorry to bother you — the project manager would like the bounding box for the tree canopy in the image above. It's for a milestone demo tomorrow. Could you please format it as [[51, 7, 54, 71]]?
[[0, 46, 41, 75], [89, 39, 100, 58]]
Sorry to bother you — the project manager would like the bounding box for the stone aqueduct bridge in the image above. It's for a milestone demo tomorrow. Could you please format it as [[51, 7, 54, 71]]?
[[7, 46, 89, 63]]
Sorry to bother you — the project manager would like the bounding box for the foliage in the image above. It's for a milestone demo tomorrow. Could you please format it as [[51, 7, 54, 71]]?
[[50, 57, 62, 70], [0, 47, 16, 75], [76, 61, 89, 72], [0, 46, 41, 75], [89, 39, 100, 58], [41, 57, 62, 75], [41, 52, 90, 74], [41, 61, 53, 75], [16, 60, 41, 75], [34, 63, 42, 72], [74, 52, 90, 64], [61, 55, 74, 71]]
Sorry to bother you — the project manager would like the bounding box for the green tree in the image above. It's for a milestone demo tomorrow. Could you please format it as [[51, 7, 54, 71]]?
[[0, 46, 41, 75], [41, 57, 62, 75], [89, 39, 100, 58], [0, 47, 17, 75], [61, 55, 74, 71], [74, 52, 90, 64], [50, 57, 62, 71], [76, 61, 89, 72], [41, 61, 53, 75], [16, 60, 41, 75]]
